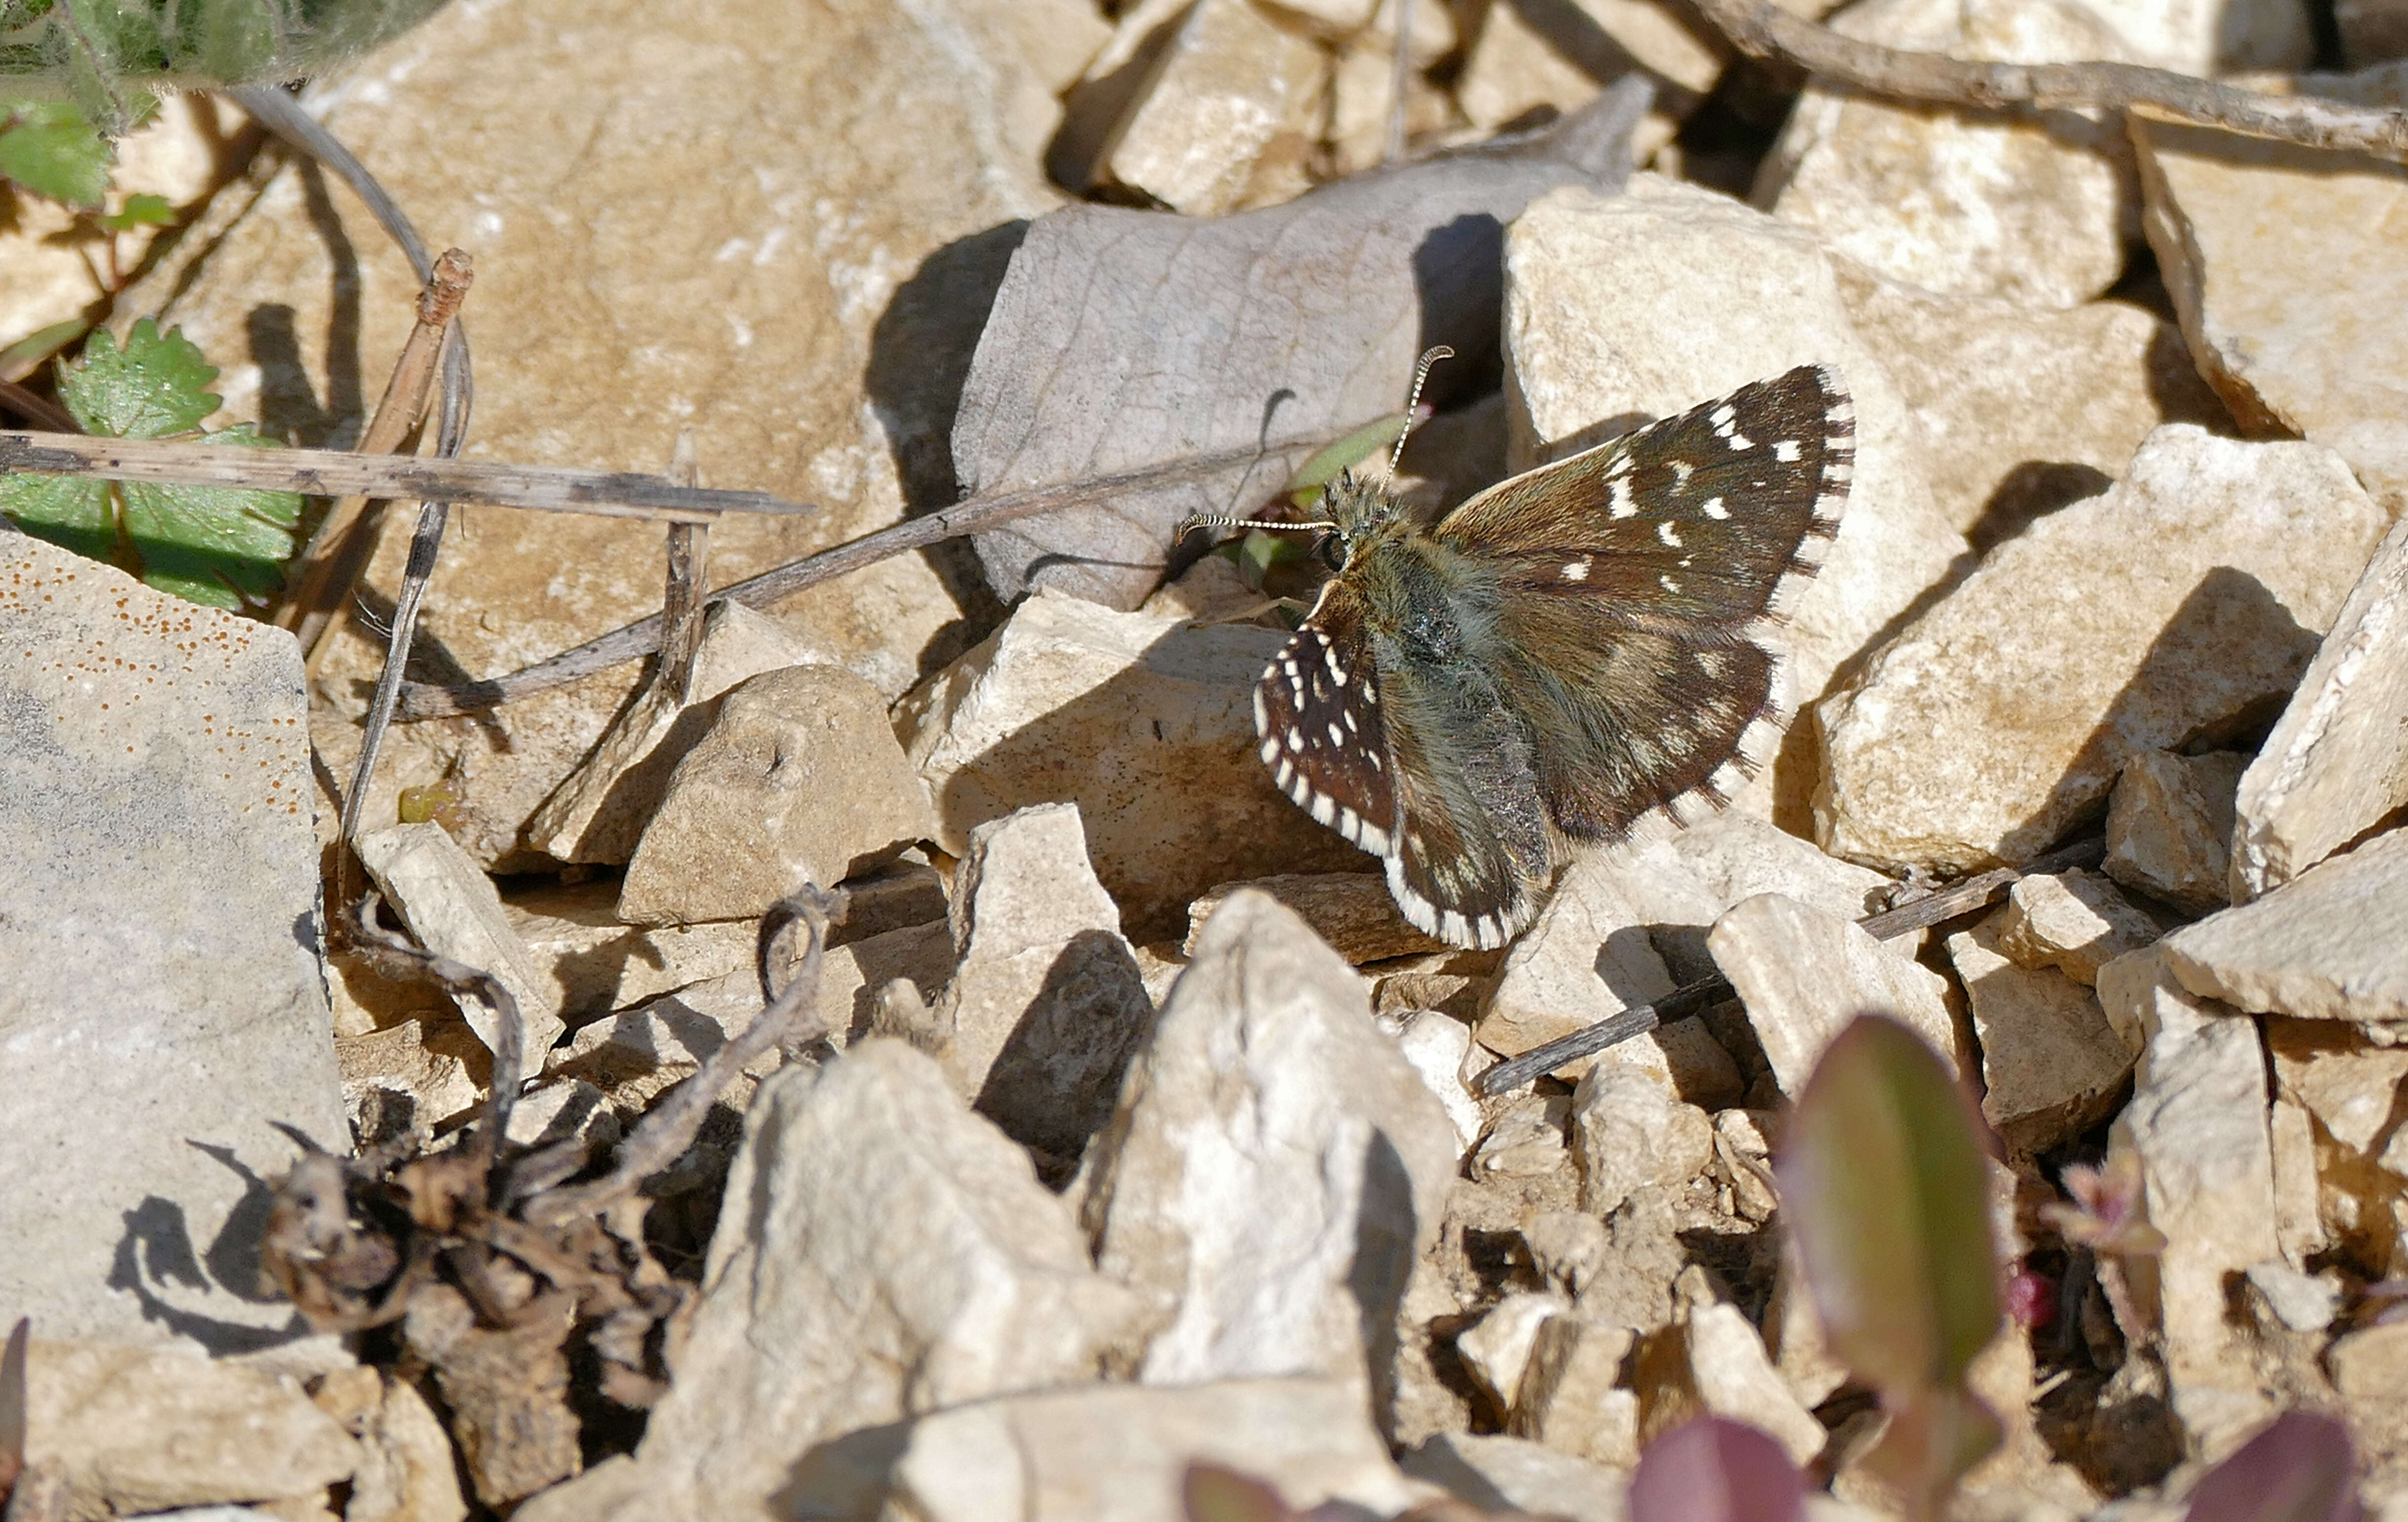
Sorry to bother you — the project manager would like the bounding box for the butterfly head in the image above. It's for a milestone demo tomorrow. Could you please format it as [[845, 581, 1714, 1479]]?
[[1310, 468, 1411, 571]]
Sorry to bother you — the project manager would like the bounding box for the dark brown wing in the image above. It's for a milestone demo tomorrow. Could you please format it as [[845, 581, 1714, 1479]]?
[[1253, 578, 1395, 857]]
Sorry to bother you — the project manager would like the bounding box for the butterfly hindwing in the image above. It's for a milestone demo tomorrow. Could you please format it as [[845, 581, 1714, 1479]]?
[[1254, 579, 1396, 856]]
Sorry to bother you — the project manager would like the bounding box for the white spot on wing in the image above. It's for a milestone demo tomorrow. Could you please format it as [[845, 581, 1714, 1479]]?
[[1657, 521, 1682, 548], [1774, 440, 1802, 462], [1702, 497, 1728, 519], [1610, 478, 1635, 518], [1562, 558, 1591, 582]]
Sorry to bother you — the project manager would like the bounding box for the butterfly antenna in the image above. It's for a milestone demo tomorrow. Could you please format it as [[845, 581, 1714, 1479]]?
[[1387, 344, 1455, 480], [1177, 510, 1339, 541]]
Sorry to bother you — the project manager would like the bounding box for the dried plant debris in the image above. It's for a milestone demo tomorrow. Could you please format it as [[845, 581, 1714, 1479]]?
[[954, 80, 1654, 611], [261, 889, 838, 1506]]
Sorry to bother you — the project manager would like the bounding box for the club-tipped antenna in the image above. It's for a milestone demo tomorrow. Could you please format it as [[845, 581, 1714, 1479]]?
[[1387, 344, 1454, 479], [1176, 510, 1339, 541]]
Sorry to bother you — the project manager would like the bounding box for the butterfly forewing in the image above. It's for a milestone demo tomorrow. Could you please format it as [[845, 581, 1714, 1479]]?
[[1253, 579, 1396, 855]]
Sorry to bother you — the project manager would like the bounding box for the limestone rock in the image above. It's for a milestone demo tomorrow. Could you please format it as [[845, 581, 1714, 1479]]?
[[1076, 0, 1325, 214], [122, 0, 1065, 869], [1760, 0, 2133, 309], [503, 1077, 621, 1151], [837, 1378, 1436, 1522], [337, 1016, 489, 1146], [929, 803, 1153, 1164], [618, 664, 933, 925], [518, 1041, 1146, 1522], [0, 533, 346, 1348], [1680, 1302, 1832, 1466], [1478, 1094, 1574, 1179], [1570, 1064, 1716, 1215], [1186, 873, 1444, 964], [1455, 0, 1724, 162], [2108, 0, 2312, 71], [1713, 1108, 1782, 1223], [1708, 892, 1968, 1096], [1083, 889, 1459, 1396], [1401, 1432, 1633, 1522], [1384, 1008, 1484, 1151], [1457, 1291, 1573, 1410], [1502, 177, 1967, 769], [331, 1371, 467, 1522], [2245, 1260, 2342, 1333], [355, 822, 569, 1058], [502, 879, 760, 1020], [2099, 950, 2282, 1453], [526, 599, 842, 865], [1949, 911, 2134, 1156], [2234, 516, 2408, 900], [898, 588, 1367, 938], [1510, 1316, 1643, 1468], [2106, 749, 2246, 916], [2136, 75, 2408, 509], [24, 1341, 359, 1519], [1833, 259, 2224, 540], [1817, 426, 2387, 872], [1997, 868, 2163, 987], [2155, 827, 2408, 1024]]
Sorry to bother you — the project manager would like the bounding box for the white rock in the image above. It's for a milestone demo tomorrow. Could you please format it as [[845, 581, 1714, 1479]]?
[[1817, 427, 2387, 872], [1761, 0, 2133, 309], [1949, 911, 2134, 1156], [1084, 0, 1325, 215], [502, 879, 761, 1021], [1708, 892, 1969, 1096], [0, 534, 346, 1348], [338, 1370, 468, 1522], [504, 1078, 622, 1152], [337, 1016, 489, 1145], [1084, 890, 1459, 1398], [24, 1341, 358, 1519], [2244, 1260, 2343, 1333], [1570, 1063, 1716, 1214], [1401, 1432, 1632, 1522], [1684, 1301, 1832, 1466], [1509, 1316, 1643, 1467], [2267, 1089, 2328, 1270], [2235, 516, 2408, 900], [2105, 750, 2246, 917], [355, 822, 570, 1058], [931, 803, 1153, 1163], [1384, 1008, 1484, 1151], [1996, 869, 2162, 987], [2098, 949, 2281, 1453], [1713, 1108, 1782, 1223], [2108, 0, 2312, 71], [518, 1041, 1146, 1522], [2135, 72, 2408, 513], [1455, 0, 1723, 162], [2156, 827, 2408, 1025], [1478, 1093, 1574, 1178], [1501, 177, 1967, 784], [618, 664, 935, 926], [1456, 1291, 1573, 1409], [898, 588, 1368, 939]]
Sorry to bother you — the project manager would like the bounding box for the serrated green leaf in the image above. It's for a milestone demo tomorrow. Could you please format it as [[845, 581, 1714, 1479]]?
[[98, 188, 169, 229], [0, 96, 106, 205], [60, 316, 221, 437], [0, 466, 113, 562], [121, 426, 302, 607]]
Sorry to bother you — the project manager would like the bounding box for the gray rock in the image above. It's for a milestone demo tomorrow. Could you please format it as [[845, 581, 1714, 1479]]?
[[932, 803, 1153, 1164], [1707, 892, 1968, 1097], [619, 664, 935, 926], [1402, 1431, 1632, 1522], [2156, 827, 2408, 1025], [1996, 869, 2162, 987], [1082, 889, 1459, 1402], [355, 821, 570, 1058], [1455, 1291, 1571, 1411], [1570, 1063, 1715, 1216], [1477, 1093, 1574, 1179], [2234, 516, 2408, 900], [1817, 426, 2386, 872], [1508, 1315, 1642, 1467], [2106, 750, 2246, 917], [1454, 0, 1723, 161], [518, 1041, 1146, 1522], [0, 532, 345, 1349], [502, 878, 760, 1020], [2340, 0, 2408, 64], [1948, 911, 2133, 1157]]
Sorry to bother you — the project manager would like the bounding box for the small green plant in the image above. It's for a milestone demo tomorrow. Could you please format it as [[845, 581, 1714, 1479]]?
[[0, 316, 302, 608], [0, 96, 110, 206]]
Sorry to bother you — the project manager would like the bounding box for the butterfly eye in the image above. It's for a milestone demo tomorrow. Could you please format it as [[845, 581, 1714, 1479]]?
[[1315, 532, 1346, 572]]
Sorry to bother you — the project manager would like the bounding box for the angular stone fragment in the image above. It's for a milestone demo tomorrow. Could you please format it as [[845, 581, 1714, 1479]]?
[[518, 1042, 1146, 1522], [618, 664, 934, 926], [1477, 1094, 1574, 1179], [1510, 1316, 1642, 1467], [2109, 0, 2312, 71], [1817, 427, 2386, 872], [898, 589, 1368, 938], [1948, 911, 2134, 1156], [1402, 1432, 1633, 1522], [1833, 261, 2224, 540], [24, 1341, 359, 1519], [502, 879, 760, 1020], [1708, 892, 1968, 1096], [2235, 516, 2408, 900], [335, 1371, 468, 1522], [1385, 1008, 1483, 1151], [1502, 177, 1967, 768], [1570, 1064, 1716, 1215], [526, 600, 841, 864], [1083, 0, 1324, 214], [1186, 873, 1443, 964], [2136, 78, 2408, 510], [355, 822, 570, 1058], [1084, 890, 1459, 1395], [337, 1016, 489, 1146], [2156, 828, 2408, 1025], [1681, 1302, 1831, 1466], [0, 537, 346, 1348], [2106, 750, 2245, 916], [929, 803, 1153, 1163], [1760, 0, 2132, 309], [1457, 1291, 1573, 1410], [1455, 0, 1723, 161], [2098, 950, 2281, 1453], [1997, 868, 2162, 987]]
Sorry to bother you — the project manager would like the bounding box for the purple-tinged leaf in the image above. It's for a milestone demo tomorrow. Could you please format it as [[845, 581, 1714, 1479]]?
[[0, 1316, 27, 1496], [2184, 1412, 2363, 1522], [1184, 1463, 1296, 1522], [1628, 1417, 1809, 1522], [1857, 1386, 2004, 1521], [1776, 1015, 2001, 1396]]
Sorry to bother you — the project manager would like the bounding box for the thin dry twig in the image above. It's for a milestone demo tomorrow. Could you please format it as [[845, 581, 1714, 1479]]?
[[1690, 0, 2408, 160], [280, 248, 475, 667], [1473, 836, 2109, 1095], [0, 379, 75, 434], [391, 420, 1380, 719]]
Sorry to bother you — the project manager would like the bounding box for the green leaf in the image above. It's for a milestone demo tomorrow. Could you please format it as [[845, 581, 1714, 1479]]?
[[1857, 1387, 2006, 1521], [121, 426, 303, 607], [0, 96, 106, 205], [1282, 410, 1413, 510], [98, 188, 169, 229], [1775, 1015, 2001, 1395], [0, 466, 113, 562], [59, 317, 220, 437]]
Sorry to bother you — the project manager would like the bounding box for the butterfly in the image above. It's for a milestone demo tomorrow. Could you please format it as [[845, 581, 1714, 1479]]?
[[1190, 359, 1854, 949]]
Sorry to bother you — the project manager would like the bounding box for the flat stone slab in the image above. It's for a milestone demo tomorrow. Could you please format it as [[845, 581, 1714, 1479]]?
[[2158, 826, 2408, 1024], [0, 531, 345, 1350]]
